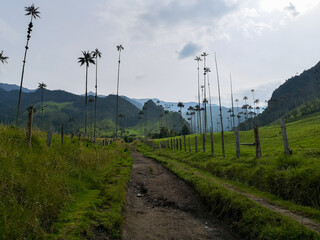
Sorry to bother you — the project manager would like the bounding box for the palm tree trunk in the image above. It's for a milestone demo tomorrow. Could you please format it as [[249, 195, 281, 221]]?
[[85, 64, 88, 139], [94, 57, 98, 143], [215, 53, 225, 157], [16, 17, 33, 126], [115, 51, 121, 139], [41, 88, 44, 129], [197, 62, 202, 134], [207, 75, 214, 132]]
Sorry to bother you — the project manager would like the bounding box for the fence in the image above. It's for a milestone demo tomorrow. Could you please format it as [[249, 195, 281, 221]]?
[[153, 119, 307, 158]]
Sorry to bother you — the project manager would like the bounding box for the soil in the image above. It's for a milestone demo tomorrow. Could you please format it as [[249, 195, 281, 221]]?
[[121, 151, 239, 240]]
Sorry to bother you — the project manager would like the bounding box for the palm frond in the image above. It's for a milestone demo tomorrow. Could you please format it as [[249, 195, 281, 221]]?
[[117, 45, 124, 51], [25, 4, 40, 19], [78, 50, 95, 67], [92, 48, 102, 58], [0, 50, 9, 64]]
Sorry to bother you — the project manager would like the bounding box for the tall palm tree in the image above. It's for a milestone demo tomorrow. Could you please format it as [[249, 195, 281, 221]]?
[[78, 50, 95, 139], [214, 52, 225, 157], [0, 51, 9, 64], [194, 56, 202, 134], [201, 52, 209, 134], [115, 44, 124, 139], [229, 74, 235, 130], [205, 67, 214, 132], [92, 48, 102, 143], [38, 82, 47, 130], [235, 98, 240, 128], [177, 102, 184, 135], [16, 4, 40, 126]]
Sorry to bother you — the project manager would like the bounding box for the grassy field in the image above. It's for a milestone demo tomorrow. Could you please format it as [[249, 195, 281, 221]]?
[[137, 112, 320, 239], [0, 126, 132, 239]]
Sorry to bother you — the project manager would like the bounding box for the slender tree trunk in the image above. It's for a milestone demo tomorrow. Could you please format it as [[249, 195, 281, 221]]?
[[41, 88, 44, 130], [197, 61, 202, 134], [16, 17, 33, 126], [215, 53, 225, 157], [115, 51, 121, 139], [85, 64, 88, 139], [203, 57, 207, 134], [94, 57, 98, 143]]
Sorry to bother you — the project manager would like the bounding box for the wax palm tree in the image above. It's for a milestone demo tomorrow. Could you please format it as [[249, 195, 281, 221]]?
[[118, 113, 125, 137], [38, 82, 47, 129], [205, 67, 214, 132], [92, 48, 102, 143], [194, 56, 202, 133], [115, 44, 124, 139], [214, 53, 225, 156], [78, 50, 95, 139], [0, 51, 8, 64], [177, 102, 184, 135], [201, 52, 209, 134], [16, 4, 40, 126]]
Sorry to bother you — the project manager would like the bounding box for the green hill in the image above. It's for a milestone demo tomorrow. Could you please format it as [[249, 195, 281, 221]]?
[[260, 61, 320, 125], [0, 88, 186, 137]]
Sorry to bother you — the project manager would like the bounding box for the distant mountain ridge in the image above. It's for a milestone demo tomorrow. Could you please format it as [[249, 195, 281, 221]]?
[[0, 83, 36, 93]]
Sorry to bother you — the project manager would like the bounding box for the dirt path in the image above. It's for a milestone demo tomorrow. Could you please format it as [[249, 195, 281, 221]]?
[[171, 160, 320, 235], [121, 151, 239, 240]]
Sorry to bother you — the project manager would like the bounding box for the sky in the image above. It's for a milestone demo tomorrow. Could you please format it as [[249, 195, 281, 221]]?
[[1, 0, 320, 107]]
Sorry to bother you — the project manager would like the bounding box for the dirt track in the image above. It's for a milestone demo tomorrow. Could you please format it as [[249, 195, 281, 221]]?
[[121, 151, 239, 240]]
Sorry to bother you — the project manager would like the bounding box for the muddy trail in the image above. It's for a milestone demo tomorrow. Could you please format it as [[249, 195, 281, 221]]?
[[121, 151, 240, 240]]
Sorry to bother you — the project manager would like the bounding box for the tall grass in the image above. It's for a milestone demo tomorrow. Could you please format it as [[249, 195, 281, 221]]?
[[153, 112, 320, 209], [0, 125, 131, 239]]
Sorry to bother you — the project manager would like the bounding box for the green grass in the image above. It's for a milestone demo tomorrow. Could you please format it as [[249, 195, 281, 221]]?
[[137, 143, 320, 239], [0, 126, 132, 239], [151, 112, 320, 209], [136, 112, 320, 238]]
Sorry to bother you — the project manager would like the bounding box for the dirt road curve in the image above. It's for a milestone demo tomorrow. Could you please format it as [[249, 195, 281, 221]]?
[[121, 151, 239, 240]]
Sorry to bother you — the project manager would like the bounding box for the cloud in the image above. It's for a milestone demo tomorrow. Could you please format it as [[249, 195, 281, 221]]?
[[178, 42, 202, 59], [284, 2, 299, 16], [139, 0, 238, 27]]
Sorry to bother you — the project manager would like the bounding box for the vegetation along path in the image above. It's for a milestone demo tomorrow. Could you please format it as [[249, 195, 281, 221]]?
[[121, 151, 239, 240], [171, 159, 320, 235]]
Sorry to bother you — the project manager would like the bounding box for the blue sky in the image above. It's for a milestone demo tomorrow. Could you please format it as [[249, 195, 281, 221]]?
[[1, 0, 320, 107]]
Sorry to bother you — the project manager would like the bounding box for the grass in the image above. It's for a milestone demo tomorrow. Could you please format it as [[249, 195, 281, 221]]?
[[151, 112, 320, 210], [137, 143, 320, 239], [136, 112, 320, 238], [0, 125, 132, 239]]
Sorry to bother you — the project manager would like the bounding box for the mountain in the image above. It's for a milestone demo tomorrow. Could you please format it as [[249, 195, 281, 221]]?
[[259, 61, 320, 125], [0, 83, 35, 93]]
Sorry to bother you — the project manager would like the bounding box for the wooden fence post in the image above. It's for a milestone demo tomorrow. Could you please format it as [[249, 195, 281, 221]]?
[[47, 131, 52, 147], [176, 138, 179, 150], [171, 138, 173, 150], [195, 136, 198, 153], [202, 133, 206, 153], [235, 128, 240, 158], [179, 138, 182, 151], [280, 119, 292, 155], [188, 137, 191, 153], [210, 132, 214, 155], [184, 135, 186, 152], [61, 124, 64, 144], [254, 125, 262, 158], [26, 106, 35, 147]]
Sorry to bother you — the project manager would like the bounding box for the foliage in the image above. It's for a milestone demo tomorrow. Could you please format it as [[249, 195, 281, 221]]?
[[0, 126, 132, 239], [137, 143, 320, 240]]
